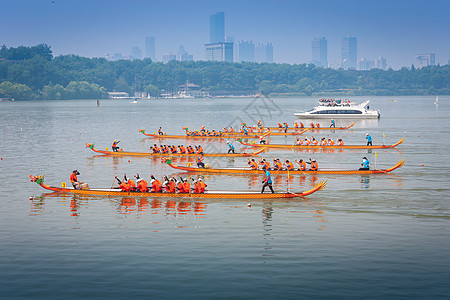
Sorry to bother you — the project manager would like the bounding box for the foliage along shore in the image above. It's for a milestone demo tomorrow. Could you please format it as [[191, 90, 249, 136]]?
[[1, 44, 449, 100]]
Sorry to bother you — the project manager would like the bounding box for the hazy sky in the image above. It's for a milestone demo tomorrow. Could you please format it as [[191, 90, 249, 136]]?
[[1, 0, 449, 68]]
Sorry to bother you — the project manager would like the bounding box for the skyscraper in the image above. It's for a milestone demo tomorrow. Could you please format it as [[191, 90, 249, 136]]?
[[255, 43, 273, 63], [341, 36, 357, 70], [145, 36, 156, 61], [210, 12, 225, 43], [131, 46, 142, 60], [205, 12, 233, 62], [415, 53, 435, 68], [238, 41, 255, 62], [311, 37, 327, 68], [376, 57, 387, 70], [178, 45, 194, 61]]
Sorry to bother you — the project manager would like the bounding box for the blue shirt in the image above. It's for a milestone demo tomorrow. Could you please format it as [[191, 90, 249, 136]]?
[[362, 158, 370, 168], [265, 170, 272, 184], [366, 135, 372, 142], [228, 143, 234, 150]]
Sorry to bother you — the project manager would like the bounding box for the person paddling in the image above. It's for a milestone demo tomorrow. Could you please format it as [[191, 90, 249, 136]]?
[[70, 170, 83, 189], [112, 139, 120, 152], [306, 158, 318, 171], [196, 154, 205, 168], [359, 157, 370, 170]]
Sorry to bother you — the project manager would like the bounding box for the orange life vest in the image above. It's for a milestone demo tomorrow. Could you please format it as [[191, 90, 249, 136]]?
[[70, 173, 77, 183], [311, 161, 318, 171]]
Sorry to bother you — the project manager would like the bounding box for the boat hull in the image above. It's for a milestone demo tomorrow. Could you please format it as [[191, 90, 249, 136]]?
[[167, 160, 405, 175], [239, 138, 405, 149], [86, 144, 264, 157], [32, 181, 324, 199], [294, 113, 380, 119]]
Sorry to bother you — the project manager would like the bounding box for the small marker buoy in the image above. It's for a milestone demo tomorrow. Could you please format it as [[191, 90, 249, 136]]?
[[247, 203, 251, 207], [421, 164, 424, 166], [1, 157, 2, 160], [29, 196, 33, 200], [128, 160, 130, 163]]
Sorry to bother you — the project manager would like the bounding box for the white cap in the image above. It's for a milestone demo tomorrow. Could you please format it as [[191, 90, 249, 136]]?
[[366, 133, 369, 136], [150, 179, 155, 183], [198, 178, 202, 181], [226, 141, 229, 144]]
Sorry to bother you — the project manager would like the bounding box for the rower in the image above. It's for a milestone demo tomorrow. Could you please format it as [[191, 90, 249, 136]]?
[[316, 123, 320, 128], [359, 156, 370, 170], [295, 159, 306, 171], [328, 138, 335, 146], [177, 177, 185, 192], [227, 141, 235, 153], [136, 174, 149, 192], [178, 145, 186, 154], [299, 122, 304, 128], [152, 144, 159, 153], [294, 137, 303, 145], [304, 137, 311, 145], [198, 178, 207, 193], [112, 139, 120, 152], [182, 178, 191, 193], [150, 175, 162, 193], [284, 159, 294, 171], [307, 158, 318, 171], [196, 154, 205, 168], [259, 135, 266, 144], [338, 139, 344, 146], [261, 166, 274, 194], [273, 158, 282, 171], [311, 138, 318, 145], [248, 159, 258, 170], [321, 138, 327, 146], [330, 119, 336, 128], [167, 178, 177, 193], [124, 174, 137, 191], [310, 122, 315, 128], [70, 170, 83, 189], [115, 176, 131, 192], [158, 127, 163, 135], [197, 145, 204, 155], [193, 179, 201, 193], [366, 133, 372, 146]]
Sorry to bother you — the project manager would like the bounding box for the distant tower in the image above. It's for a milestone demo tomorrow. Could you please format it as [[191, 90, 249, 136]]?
[[238, 41, 255, 62], [210, 12, 225, 43], [205, 12, 233, 62], [145, 36, 156, 61], [415, 53, 435, 68], [265, 43, 273, 63], [131, 46, 142, 60], [312, 37, 327, 67], [341, 36, 357, 70], [178, 45, 194, 61], [376, 56, 387, 70]]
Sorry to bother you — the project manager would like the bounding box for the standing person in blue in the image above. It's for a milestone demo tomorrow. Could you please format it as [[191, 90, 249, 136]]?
[[330, 119, 335, 128], [283, 122, 288, 133], [359, 157, 370, 170], [227, 141, 235, 154], [366, 133, 372, 146], [261, 166, 274, 193], [242, 126, 249, 135]]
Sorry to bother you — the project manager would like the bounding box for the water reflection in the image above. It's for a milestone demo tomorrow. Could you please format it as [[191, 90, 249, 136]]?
[[360, 176, 370, 189], [262, 204, 274, 255]]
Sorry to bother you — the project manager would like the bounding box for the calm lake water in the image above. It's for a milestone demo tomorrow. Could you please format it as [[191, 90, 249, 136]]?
[[0, 96, 449, 299]]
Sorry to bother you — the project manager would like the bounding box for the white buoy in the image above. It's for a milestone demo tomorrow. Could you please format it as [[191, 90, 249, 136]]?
[[247, 203, 251, 207]]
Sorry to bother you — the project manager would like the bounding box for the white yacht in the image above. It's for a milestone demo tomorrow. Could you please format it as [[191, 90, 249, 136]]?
[[294, 98, 380, 119]]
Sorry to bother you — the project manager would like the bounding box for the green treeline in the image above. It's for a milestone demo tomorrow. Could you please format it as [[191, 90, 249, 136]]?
[[1, 44, 449, 100]]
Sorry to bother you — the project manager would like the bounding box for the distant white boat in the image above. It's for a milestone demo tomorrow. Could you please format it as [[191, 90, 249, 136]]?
[[434, 96, 439, 105], [294, 98, 380, 119], [130, 98, 138, 103]]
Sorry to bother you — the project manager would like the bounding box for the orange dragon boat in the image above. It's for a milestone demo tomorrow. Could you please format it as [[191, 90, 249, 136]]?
[[30, 175, 326, 199], [239, 138, 405, 149], [251, 122, 355, 131], [164, 159, 405, 175], [85, 143, 264, 157], [139, 129, 270, 139]]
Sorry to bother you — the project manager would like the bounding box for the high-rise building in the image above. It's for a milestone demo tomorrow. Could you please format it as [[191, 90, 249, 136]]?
[[205, 42, 233, 62], [358, 58, 375, 71], [255, 43, 273, 63], [145, 36, 156, 61], [210, 12, 225, 43], [238, 41, 255, 62], [311, 37, 327, 68], [376, 57, 387, 70], [205, 12, 233, 62], [177, 45, 194, 61], [162, 53, 176, 63], [341, 36, 357, 70], [415, 53, 435, 68], [131, 46, 142, 60]]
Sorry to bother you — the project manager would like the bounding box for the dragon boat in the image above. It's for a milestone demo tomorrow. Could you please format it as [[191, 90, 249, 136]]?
[[246, 122, 355, 131], [30, 175, 326, 199], [139, 129, 270, 139], [164, 159, 405, 175], [239, 138, 405, 149], [85, 143, 264, 157]]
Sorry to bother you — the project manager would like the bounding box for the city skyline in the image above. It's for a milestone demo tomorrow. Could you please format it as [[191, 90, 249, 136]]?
[[1, 0, 449, 68]]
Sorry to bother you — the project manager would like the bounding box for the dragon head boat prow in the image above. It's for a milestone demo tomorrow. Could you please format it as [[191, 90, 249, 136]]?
[[85, 143, 94, 149], [30, 175, 45, 184]]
